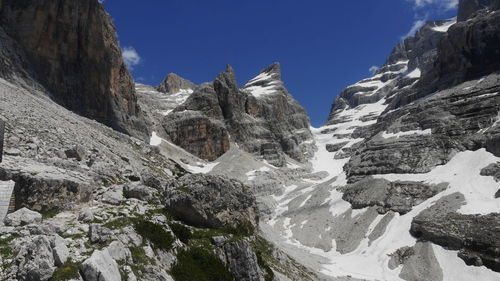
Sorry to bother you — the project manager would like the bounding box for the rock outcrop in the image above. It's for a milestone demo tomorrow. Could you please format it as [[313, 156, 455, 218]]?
[[410, 195, 500, 272], [0, 0, 148, 138], [80, 250, 121, 281], [160, 63, 314, 166], [4, 207, 42, 226], [222, 239, 265, 281], [157, 73, 197, 94], [164, 174, 259, 229], [342, 178, 447, 214]]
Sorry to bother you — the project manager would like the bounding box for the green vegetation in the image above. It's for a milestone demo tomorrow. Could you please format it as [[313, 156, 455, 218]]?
[[169, 223, 192, 244], [256, 251, 275, 281], [133, 219, 175, 251], [50, 260, 80, 281], [42, 209, 59, 220], [0, 236, 15, 258], [102, 217, 134, 230], [123, 188, 131, 199], [170, 247, 234, 281], [175, 186, 191, 194]]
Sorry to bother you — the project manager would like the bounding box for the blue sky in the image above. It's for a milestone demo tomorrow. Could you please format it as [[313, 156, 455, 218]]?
[[103, 0, 457, 127]]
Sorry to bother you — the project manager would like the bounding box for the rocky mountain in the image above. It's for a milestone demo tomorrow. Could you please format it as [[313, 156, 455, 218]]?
[[154, 63, 314, 166], [0, 0, 149, 139], [1, 0, 500, 281]]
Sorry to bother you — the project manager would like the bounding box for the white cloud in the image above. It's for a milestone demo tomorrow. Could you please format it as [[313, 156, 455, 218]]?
[[369, 66, 379, 75], [406, 0, 458, 10], [122, 46, 141, 70], [402, 0, 458, 39], [401, 19, 427, 39]]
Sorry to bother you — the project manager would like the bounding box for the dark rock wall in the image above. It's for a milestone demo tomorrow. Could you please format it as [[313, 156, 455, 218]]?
[[0, 0, 148, 138]]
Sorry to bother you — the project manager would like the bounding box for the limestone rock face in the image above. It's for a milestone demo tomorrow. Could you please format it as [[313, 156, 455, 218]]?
[[410, 195, 500, 272], [342, 178, 447, 214], [0, 0, 148, 138], [160, 63, 314, 166], [162, 111, 230, 161], [0, 157, 93, 213], [222, 239, 265, 281], [157, 73, 197, 94], [389, 4, 500, 109], [458, 0, 492, 21], [164, 174, 259, 229]]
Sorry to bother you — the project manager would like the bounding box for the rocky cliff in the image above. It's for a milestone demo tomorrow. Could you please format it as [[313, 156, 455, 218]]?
[[158, 63, 314, 166], [313, 1, 500, 277], [0, 0, 148, 138]]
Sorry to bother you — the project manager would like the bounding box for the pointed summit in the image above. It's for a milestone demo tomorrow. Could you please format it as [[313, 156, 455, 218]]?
[[215, 64, 238, 90], [261, 62, 281, 80], [243, 63, 284, 98], [157, 73, 196, 94]]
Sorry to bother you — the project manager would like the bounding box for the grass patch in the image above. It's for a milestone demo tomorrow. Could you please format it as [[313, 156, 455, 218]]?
[[42, 209, 59, 220], [169, 223, 192, 244], [256, 251, 275, 281], [133, 219, 175, 251], [0, 236, 15, 258], [171, 247, 234, 281], [102, 217, 134, 230], [175, 186, 191, 194], [191, 221, 254, 241], [50, 260, 80, 281]]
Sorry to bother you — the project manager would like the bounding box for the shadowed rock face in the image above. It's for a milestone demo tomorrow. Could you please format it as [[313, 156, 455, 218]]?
[[162, 63, 314, 165], [389, 3, 500, 109], [0, 0, 148, 138], [458, 0, 493, 21], [157, 73, 197, 94]]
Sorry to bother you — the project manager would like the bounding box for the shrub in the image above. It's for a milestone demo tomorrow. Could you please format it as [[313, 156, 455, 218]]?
[[169, 223, 192, 244], [170, 247, 234, 281], [133, 219, 175, 251]]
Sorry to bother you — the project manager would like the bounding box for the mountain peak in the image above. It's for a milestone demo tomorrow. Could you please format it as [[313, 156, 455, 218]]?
[[157, 73, 196, 94], [261, 62, 281, 80]]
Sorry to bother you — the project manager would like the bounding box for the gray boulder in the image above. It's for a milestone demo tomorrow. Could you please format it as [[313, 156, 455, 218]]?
[[4, 207, 42, 226], [89, 224, 114, 244], [78, 207, 94, 223], [100, 185, 124, 206], [164, 174, 258, 229], [80, 249, 121, 281], [123, 183, 160, 203], [15, 235, 55, 281], [65, 145, 86, 161], [106, 241, 131, 263], [51, 235, 69, 266]]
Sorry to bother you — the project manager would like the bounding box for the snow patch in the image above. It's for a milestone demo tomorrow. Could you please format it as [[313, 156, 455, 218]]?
[[381, 129, 431, 139], [149, 132, 162, 146]]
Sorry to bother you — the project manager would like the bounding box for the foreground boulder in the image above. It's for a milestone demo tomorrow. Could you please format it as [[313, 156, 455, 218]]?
[[4, 207, 42, 226], [164, 174, 258, 229], [80, 250, 121, 281], [15, 236, 55, 281]]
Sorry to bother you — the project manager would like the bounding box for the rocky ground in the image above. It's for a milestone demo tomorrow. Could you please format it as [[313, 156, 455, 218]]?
[[0, 77, 318, 281]]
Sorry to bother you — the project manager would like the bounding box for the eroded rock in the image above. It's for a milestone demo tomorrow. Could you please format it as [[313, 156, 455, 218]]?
[[164, 174, 258, 229]]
